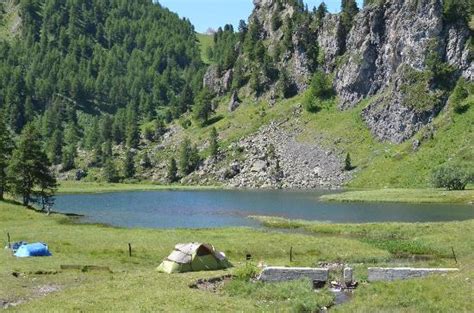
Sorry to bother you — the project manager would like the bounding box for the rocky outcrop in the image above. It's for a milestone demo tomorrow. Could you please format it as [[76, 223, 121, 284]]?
[[317, 14, 344, 72], [203, 65, 233, 95], [334, 0, 472, 143], [228, 91, 241, 112]]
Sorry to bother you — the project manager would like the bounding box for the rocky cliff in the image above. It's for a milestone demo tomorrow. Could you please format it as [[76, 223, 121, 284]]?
[[334, 0, 472, 142], [205, 0, 472, 143]]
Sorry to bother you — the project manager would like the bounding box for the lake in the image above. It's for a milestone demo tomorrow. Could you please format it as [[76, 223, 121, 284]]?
[[53, 190, 474, 228]]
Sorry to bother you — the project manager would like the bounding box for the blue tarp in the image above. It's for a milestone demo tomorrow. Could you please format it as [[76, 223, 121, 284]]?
[[14, 243, 52, 258], [11, 241, 28, 253]]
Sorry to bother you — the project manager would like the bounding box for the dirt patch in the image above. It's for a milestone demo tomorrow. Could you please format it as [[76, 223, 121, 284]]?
[[189, 275, 233, 293], [1, 284, 62, 310], [34, 284, 61, 297]]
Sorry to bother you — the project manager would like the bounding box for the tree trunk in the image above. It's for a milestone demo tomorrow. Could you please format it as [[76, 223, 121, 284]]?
[[23, 195, 29, 206]]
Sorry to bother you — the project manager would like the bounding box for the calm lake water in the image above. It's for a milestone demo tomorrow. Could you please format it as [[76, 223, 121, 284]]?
[[53, 190, 474, 228]]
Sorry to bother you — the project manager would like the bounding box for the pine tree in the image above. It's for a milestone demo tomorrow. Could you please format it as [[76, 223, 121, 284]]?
[[345, 153, 353, 171], [123, 150, 135, 179], [193, 88, 214, 126], [103, 159, 119, 183], [47, 129, 63, 164], [209, 127, 219, 158], [126, 104, 140, 149], [341, 0, 359, 32], [178, 138, 200, 176], [167, 157, 178, 183], [315, 2, 328, 22], [0, 114, 15, 200], [7, 124, 57, 206]]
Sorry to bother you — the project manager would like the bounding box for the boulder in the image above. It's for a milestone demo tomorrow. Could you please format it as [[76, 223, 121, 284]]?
[[228, 91, 241, 112]]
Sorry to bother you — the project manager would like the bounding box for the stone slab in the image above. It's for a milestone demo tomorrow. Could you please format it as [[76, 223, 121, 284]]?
[[258, 266, 329, 283], [368, 267, 459, 282]]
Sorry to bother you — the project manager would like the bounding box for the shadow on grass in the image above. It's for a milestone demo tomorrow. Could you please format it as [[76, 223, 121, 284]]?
[[203, 115, 224, 127]]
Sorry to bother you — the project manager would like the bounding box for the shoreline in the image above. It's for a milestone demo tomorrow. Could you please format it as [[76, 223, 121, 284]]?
[[57, 181, 474, 205], [321, 188, 474, 204]]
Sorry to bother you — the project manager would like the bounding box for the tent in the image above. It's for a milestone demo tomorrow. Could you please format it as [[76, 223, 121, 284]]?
[[14, 243, 52, 258], [157, 243, 232, 273]]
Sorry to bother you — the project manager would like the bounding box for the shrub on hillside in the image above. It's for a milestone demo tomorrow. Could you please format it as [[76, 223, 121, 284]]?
[[432, 164, 473, 190], [303, 70, 335, 113]]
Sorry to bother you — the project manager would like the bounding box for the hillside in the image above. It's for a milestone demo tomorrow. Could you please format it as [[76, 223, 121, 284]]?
[[0, 0, 472, 189]]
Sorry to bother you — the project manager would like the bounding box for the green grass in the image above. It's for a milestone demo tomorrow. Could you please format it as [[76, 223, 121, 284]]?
[[1, 201, 473, 311], [197, 33, 214, 64], [57, 181, 222, 194], [254, 216, 474, 311], [321, 188, 474, 204]]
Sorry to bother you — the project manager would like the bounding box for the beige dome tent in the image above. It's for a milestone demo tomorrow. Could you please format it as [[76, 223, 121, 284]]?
[[157, 243, 232, 273]]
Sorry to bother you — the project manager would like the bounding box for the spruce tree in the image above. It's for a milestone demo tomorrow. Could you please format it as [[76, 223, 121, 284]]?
[[7, 124, 56, 206], [0, 114, 14, 200], [167, 157, 178, 183], [209, 127, 219, 158], [47, 129, 63, 165], [345, 153, 353, 171], [123, 150, 135, 179], [103, 159, 119, 183], [193, 88, 214, 127], [178, 138, 200, 176]]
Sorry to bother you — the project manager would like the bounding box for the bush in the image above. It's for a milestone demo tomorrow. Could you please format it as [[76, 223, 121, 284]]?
[[432, 164, 473, 190], [450, 78, 472, 114], [303, 70, 334, 113], [233, 263, 260, 281]]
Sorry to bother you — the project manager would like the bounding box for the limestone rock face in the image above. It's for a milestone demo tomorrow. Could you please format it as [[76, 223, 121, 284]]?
[[333, 0, 472, 143], [317, 14, 344, 72], [335, 0, 444, 109], [249, 0, 311, 92], [203, 65, 233, 95], [228, 91, 241, 112]]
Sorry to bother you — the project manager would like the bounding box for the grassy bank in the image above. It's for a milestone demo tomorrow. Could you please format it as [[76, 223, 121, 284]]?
[[321, 188, 474, 204], [1, 202, 473, 311], [254, 216, 474, 312], [57, 181, 222, 194]]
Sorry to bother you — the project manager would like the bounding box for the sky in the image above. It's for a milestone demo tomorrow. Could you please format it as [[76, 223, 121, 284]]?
[[158, 0, 364, 33]]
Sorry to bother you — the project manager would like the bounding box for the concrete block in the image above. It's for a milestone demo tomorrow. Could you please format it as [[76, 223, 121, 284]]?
[[343, 267, 353, 285], [368, 267, 459, 282], [258, 266, 329, 283]]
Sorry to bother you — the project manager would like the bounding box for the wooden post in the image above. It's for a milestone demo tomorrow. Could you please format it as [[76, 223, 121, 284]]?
[[7, 232, 11, 249], [128, 243, 132, 257], [451, 247, 457, 264], [290, 246, 293, 262]]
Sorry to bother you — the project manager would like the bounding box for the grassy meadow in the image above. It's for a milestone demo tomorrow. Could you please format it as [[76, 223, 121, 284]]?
[[321, 188, 474, 204], [57, 181, 221, 194], [1, 201, 473, 312]]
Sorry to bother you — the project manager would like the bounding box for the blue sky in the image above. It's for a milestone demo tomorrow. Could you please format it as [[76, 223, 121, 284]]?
[[158, 0, 364, 33]]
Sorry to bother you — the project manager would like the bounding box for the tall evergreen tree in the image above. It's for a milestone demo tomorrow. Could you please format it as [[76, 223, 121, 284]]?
[[209, 127, 219, 158], [123, 150, 135, 179], [7, 124, 56, 206], [178, 138, 200, 176], [167, 157, 178, 183], [103, 159, 119, 183], [193, 88, 214, 126], [0, 114, 15, 200]]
